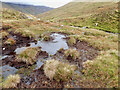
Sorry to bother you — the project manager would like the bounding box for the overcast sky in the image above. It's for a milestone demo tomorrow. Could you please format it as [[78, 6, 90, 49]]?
[[1, 0, 73, 8]]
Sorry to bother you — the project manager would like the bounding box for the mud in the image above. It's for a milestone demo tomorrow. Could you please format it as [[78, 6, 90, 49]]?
[[75, 40, 99, 61], [18, 66, 64, 88], [2, 31, 35, 55]]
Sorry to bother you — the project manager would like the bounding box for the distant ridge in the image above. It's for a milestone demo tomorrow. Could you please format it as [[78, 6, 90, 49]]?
[[2, 2, 54, 15]]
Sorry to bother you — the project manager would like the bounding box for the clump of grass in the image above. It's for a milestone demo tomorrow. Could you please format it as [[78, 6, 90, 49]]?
[[2, 23, 13, 30], [83, 60, 93, 68], [14, 29, 35, 38], [77, 34, 118, 50], [0, 31, 9, 39], [57, 48, 64, 53], [67, 36, 76, 46], [44, 59, 76, 82], [64, 48, 80, 60], [2, 74, 20, 88], [42, 33, 51, 41], [44, 59, 59, 80], [16, 47, 41, 65], [4, 38, 16, 45]]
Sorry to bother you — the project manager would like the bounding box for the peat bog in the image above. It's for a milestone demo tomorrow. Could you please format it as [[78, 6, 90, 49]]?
[[1, 29, 99, 88]]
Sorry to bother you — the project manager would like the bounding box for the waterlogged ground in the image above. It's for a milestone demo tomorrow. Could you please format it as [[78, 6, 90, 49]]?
[[15, 33, 69, 55], [1, 28, 99, 88], [0, 19, 118, 88]]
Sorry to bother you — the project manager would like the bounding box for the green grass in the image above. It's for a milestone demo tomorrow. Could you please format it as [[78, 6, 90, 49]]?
[[38, 2, 118, 33], [59, 10, 119, 33], [38, 2, 117, 20]]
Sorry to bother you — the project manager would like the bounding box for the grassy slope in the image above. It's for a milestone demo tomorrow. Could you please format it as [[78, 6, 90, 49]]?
[[38, 2, 118, 33], [2, 8, 27, 20], [1, 8, 37, 21]]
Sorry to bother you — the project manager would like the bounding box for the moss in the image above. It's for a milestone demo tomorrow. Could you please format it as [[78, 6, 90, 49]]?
[[43, 59, 76, 82], [16, 47, 41, 65], [64, 48, 80, 60]]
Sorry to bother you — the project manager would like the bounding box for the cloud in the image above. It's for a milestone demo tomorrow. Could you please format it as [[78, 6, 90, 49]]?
[[1, 0, 73, 8]]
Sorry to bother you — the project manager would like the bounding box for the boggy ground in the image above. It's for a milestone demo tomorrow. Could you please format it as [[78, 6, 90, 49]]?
[[1, 19, 118, 88], [54, 40, 99, 69], [2, 31, 35, 55], [1, 29, 99, 88], [18, 35, 99, 88]]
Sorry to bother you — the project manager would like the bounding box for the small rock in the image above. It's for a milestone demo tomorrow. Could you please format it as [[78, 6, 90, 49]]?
[[3, 48, 5, 50], [61, 25, 64, 27]]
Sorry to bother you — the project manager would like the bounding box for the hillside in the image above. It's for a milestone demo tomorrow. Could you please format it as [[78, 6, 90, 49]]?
[[2, 2, 54, 15], [38, 2, 118, 33], [1, 8, 38, 21]]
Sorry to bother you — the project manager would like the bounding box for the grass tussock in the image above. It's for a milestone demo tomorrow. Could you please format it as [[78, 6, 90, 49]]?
[[1, 74, 20, 88], [13, 29, 35, 38], [16, 47, 40, 65], [4, 38, 16, 45], [0, 31, 9, 39], [7, 20, 60, 39], [64, 48, 80, 60], [67, 36, 76, 46], [42, 33, 51, 41], [2, 23, 13, 30], [44, 59, 76, 82], [78, 35, 118, 50]]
